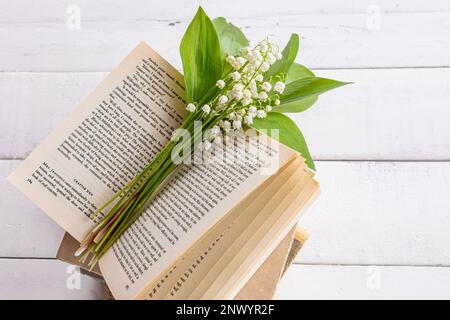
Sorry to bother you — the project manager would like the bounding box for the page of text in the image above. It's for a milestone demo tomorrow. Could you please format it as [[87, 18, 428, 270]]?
[[100, 133, 294, 299], [8, 42, 186, 241]]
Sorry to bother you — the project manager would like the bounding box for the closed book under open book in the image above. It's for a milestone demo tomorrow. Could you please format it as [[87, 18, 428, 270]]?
[[8, 42, 319, 299]]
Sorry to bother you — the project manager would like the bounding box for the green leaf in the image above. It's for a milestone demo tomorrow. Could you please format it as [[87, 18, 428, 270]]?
[[213, 17, 249, 58], [251, 112, 315, 170], [274, 77, 349, 113], [180, 7, 222, 103], [275, 64, 317, 112], [286, 63, 315, 83], [266, 33, 299, 78], [282, 77, 349, 104], [274, 96, 318, 113]]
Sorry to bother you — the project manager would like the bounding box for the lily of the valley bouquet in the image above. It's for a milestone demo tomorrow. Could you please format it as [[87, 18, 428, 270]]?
[[77, 7, 348, 267]]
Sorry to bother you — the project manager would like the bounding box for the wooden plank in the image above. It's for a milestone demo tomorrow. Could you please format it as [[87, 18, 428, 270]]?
[[275, 264, 450, 299], [0, 258, 105, 299], [1, 68, 449, 160], [1, 258, 449, 299], [0, 12, 449, 71], [0, 161, 64, 258], [292, 67, 450, 160], [296, 161, 450, 266], [0, 72, 102, 160], [1, 0, 448, 22], [3, 1, 448, 23], [3, 160, 450, 267]]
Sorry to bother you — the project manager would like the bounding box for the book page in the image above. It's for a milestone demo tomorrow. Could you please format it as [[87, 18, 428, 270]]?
[[7, 42, 186, 241], [100, 132, 294, 299], [134, 157, 299, 300], [167, 157, 316, 299], [234, 227, 296, 300], [7, 40, 296, 299], [199, 170, 319, 299]]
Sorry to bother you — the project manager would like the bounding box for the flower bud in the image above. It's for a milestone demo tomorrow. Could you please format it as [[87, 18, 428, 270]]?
[[256, 110, 267, 118], [260, 62, 270, 72], [226, 55, 235, 64], [218, 95, 228, 104], [202, 104, 211, 114], [248, 106, 257, 114], [258, 91, 268, 101], [233, 92, 243, 101], [274, 81, 285, 94], [231, 72, 241, 81], [267, 53, 276, 65], [255, 74, 264, 82], [216, 79, 225, 89], [243, 89, 252, 99], [236, 57, 246, 68], [186, 103, 196, 112], [261, 82, 272, 92], [222, 120, 231, 130], [233, 120, 242, 129], [233, 83, 243, 92], [244, 115, 254, 125], [242, 98, 252, 106]]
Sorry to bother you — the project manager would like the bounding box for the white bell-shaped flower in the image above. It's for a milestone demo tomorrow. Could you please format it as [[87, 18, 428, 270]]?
[[274, 81, 285, 94], [261, 82, 272, 92], [186, 103, 196, 112], [202, 104, 211, 114], [216, 79, 225, 89]]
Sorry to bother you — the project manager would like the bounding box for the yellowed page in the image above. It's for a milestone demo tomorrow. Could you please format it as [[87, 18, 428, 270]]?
[[7, 40, 297, 300], [100, 132, 294, 299], [7, 42, 186, 241], [135, 156, 299, 299], [234, 227, 296, 300], [167, 158, 313, 299], [203, 177, 319, 299], [163, 157, 305, 299]]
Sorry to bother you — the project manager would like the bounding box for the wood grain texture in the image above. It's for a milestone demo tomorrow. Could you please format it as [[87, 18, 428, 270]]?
[[0, 258, 105, 299], [3, 160, 449, 266], [1, 68, 449, 160], [0, 161, 64, 258], [1, 258, 449, 300], [2, 0, 449, 22], [297, 161, 450, 266], [275, 264, 450, 299], [0, 11, 449, 71], [1, 0, 449, 300]]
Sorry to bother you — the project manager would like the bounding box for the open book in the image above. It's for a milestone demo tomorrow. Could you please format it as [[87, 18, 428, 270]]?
[[8, 42, 319, 300]]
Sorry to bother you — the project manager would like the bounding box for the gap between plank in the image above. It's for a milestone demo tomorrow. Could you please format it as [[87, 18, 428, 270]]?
[[3, 158, 450, 163], [293, 262, 450, 268], [1, 66, 450, 74], [1, 257, 450, 269], [2, 9, 450, 25]]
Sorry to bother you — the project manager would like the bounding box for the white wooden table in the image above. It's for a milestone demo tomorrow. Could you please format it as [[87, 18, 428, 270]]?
[[1, 0, 450, 299]]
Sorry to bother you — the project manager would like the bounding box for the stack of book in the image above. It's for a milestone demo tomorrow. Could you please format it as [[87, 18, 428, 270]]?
[[8, 43, 319, 299]]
